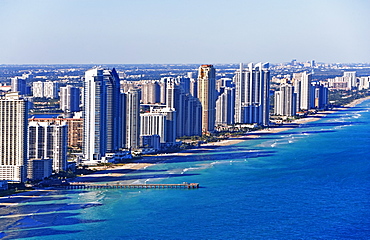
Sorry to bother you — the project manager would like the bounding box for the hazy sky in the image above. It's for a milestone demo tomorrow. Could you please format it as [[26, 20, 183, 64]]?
[[1, 0, 369, 64]]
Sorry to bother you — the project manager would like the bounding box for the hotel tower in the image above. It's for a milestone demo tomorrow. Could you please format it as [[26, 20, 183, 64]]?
[[0, 93, 28, 182], [83, 68, 121, 162], [234, 63, 270, 126], [197, 65, 216, 133]]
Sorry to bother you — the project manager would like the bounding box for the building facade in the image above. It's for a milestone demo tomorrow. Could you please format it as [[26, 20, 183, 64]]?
[[215, 87, 235, 126], [60, 85, 80, 112], [234, 63, 270, 126], [274, 83, 296, 117], [140, 112, 167, 144], [83, 68, 122, 162], [197, 65, 216, 133], [32, 81, 44, 98], [125, 88, 141, 150], [293, 71, 312, 111], [44, 81, 59, 99], [0, 93, 28, 182], [28, 121, 68, 172], [29, 117, 83, 151], [11, 77, 27, 95], [311, 82, 329, 109], [27, 158, 53, 180]]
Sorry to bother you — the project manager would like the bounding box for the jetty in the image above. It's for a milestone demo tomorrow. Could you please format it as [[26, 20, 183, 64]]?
[[58, 182, 199, 190]]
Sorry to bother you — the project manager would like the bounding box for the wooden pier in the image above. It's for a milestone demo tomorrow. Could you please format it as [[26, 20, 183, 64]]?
[[58, 182, 199, 190]]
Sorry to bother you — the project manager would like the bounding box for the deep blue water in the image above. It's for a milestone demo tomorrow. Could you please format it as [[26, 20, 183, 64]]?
[[2, 100, 370, 239]]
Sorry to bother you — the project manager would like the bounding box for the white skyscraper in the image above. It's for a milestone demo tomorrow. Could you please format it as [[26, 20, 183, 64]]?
[[141, 81, 160, 104], [60, 85, 80, 112], [28, 121, 68, 172], [358, 76, 370, 91], [44, 81, 58, 99], [215, 87, 235, 126], [125, 88, 141, 150], [274, 83, 296, 117], [11, 77, 27, 95], [0, 93, 28, 183], [32, 81, 44, 98], [293, 71, 312, 111], [343, 71, 357, 90], [183, 94, 202, 137], [140, 112, 167, 143], [32, 81, 58, 99], [83, 68, 121, 162], [234, 63, 270, 126], [166, 77, 185, 137]]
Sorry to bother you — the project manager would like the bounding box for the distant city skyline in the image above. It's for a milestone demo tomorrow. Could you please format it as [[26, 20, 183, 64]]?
[[1, 0, 370, 64]]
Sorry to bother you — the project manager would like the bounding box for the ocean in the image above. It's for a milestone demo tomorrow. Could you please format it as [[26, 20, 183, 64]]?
[[1, 100, 370, 239]]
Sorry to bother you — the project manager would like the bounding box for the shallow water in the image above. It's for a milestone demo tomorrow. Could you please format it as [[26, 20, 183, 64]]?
[[1, 101, 370, 239]]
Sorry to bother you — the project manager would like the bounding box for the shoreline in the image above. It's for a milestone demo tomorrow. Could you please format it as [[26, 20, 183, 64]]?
[[70, 96, 370, 185], [1, 96, 369, 204]]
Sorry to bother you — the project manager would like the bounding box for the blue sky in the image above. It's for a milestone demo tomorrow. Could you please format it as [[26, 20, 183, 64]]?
[[1, 0, 369, 64]]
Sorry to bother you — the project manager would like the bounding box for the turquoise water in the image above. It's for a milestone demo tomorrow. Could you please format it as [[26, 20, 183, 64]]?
[[1, 101, 370, 239]]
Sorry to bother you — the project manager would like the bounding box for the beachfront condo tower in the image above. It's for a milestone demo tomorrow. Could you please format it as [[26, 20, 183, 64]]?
[[215, 87, 235, 126], [60, 85, 81, 112], [197, 65, 216, 133], [0, 93, 28, 183], [293, 71, 312, 111], [125, 88, 141, 150], [274, 83, 297, 117], [28, 121, 68, 173], [234, 63, 270, 126], [83, 68, 121, 162]]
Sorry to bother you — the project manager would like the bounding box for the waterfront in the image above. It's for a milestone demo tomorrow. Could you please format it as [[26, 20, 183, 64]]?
[[1, 99, 370, 239]]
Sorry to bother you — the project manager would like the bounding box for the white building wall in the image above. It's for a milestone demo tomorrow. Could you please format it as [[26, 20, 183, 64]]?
[[0, 93, 28, 182]]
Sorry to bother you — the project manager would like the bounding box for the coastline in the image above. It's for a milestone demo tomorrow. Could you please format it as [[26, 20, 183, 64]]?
[[72, 95, 370, 185], [1, 96, 369, 205]]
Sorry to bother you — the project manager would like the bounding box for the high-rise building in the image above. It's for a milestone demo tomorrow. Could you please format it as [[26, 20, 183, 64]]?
[[140, 112, 168, 144], [44, 81, 59, 99], [140, 107, 177, 145], [32, 81, 44, 98], [183, 95, 202, 136], [293, 71, 312, 111], [0, 93, 28, 183], [216, 87, 235, 126], [11, 77, 27, 95], [141, 81, 160, 104], [32, 81, 59, 99], [28, 121, 68, 172], [125, 88, 141, 150], [311, 82, 329, 109], [274, 83, 296, 117], [105, 69, 122, 153], [29, 117, 83, 151], [197, 65, 216, 133], [60, 85, 80, 112], [358, 76, 370, 91], [27, 158, 53, 181], [83, 68, 121, 162], [234, 63, 270, 126], [327, 76, 350, 90], [159, 78, 167, 104], [343, 71, 357, 90], [190, 78, 198, 98], [155, 108, 177, 143], [166, 78, 185, 137]]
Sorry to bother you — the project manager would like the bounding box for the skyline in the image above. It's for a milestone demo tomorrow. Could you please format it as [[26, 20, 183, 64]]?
[[1, 0, 370, 64]]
